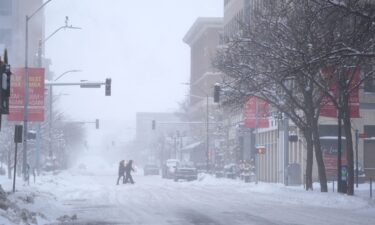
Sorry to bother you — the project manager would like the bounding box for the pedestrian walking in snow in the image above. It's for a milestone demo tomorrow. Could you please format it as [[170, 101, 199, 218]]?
[[116, 160, 126, 185], [124, 160, 135, 184]]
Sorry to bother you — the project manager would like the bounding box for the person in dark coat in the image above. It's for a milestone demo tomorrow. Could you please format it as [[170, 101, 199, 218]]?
[[116, 160, 126, 185], [124, 160, 135, 184]]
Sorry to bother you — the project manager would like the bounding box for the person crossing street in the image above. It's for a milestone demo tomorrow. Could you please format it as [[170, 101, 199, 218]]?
[[124, 160, 135, 184]]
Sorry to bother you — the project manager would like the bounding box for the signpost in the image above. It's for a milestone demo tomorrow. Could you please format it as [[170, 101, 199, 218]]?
[[13, 125, 23, 192]]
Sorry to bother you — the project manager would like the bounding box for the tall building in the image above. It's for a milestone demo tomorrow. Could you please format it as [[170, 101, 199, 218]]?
[[183, 17, 223, 107], [183, 17, 223, 168], [0, 0, 45, 66]]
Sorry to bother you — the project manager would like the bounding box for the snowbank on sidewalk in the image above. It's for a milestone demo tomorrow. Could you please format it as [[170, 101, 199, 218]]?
[[196, 173, 374, 210]]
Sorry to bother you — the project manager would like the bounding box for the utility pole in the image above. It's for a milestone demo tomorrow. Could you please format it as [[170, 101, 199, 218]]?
[[284, 114, 289, 186], [24, 0, 53, 180]]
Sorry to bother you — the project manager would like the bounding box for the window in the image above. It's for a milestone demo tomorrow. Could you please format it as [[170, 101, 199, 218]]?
[[0, 0, 12, 16]]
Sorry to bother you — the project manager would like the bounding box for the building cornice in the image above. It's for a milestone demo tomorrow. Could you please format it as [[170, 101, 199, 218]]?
[[183, 17, 223, 46]]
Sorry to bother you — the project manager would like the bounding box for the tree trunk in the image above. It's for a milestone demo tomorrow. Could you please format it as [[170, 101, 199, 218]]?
[[342, 101, 354, 195], [311, 118, 328, 192], [303, 129, 314, 190]]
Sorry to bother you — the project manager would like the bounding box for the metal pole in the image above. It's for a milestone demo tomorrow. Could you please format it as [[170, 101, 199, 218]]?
[[49, 85, 53, 159], [13, 143, 18, 192], [23, 0, 53, 181], [36, 124, 41, 174], [337, 104, 342, 193], [355, 129, 359, 188], [35, 41, 42, 175], [337, 87, 342, 193], [206, 95, 209, 172], [255, 98, 259, 184], [371, 178, 373, 198], [337, 108, 342, 192], [23, 15, 30, 180], [284, 115, 289, 186]]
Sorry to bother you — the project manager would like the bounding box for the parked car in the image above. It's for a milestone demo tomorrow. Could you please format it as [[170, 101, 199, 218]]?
[[224, 163, 237, 179], [162, 159, 180, 179], [174, 163, 198, 182], [144, 164, 160, 176]]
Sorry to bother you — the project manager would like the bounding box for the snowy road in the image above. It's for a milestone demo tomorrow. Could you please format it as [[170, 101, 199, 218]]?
[[27, 169, 375, 225]]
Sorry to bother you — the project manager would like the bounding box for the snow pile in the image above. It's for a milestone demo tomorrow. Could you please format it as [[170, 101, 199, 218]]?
[[0, 184, 51, 225], [196, 173, 373, 210]]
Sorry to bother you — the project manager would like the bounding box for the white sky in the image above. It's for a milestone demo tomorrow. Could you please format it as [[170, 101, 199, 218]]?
[[44, 0, 223, 141]]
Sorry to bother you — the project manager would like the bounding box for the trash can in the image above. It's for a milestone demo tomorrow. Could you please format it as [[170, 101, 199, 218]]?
[[288, 163, 302, 185]]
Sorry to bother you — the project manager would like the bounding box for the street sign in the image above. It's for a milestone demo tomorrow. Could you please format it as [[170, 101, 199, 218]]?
[[256, 145, 266, 154]]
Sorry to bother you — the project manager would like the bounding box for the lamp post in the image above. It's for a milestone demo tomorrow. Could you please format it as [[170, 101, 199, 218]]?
[[186, 93, 210, 172], [35, 18, 81, 174], [24, 0, 53, 180]]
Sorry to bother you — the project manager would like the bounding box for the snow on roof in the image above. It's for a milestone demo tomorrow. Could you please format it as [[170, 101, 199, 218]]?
[[181, 141, 203, 151]]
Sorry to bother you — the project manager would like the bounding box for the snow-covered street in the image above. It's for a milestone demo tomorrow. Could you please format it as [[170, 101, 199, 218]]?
[[2, 163, 375, 225]]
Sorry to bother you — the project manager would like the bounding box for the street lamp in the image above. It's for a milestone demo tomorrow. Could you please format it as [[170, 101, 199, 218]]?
[[37, 16, 82, 67], [185, 93, 210, 172], [24, 0, 53, 179], [35, 16, 81, 172]]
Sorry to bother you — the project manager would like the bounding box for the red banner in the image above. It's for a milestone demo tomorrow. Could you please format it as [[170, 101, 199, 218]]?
[[244, 97, 269, 128], [8, 68, 45, 121], [320, 67, 360, 118]]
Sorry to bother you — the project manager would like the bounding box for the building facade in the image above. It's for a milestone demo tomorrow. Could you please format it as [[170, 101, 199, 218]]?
[[0, 0, 45, 66], [183, 18, 223, 169], [135, 112, 189, 165], [222, 0, 375, 183]]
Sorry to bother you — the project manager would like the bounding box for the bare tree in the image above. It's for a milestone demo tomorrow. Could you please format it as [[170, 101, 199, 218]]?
[[214, 0, 375, 194], [310, 0, 375, 195]]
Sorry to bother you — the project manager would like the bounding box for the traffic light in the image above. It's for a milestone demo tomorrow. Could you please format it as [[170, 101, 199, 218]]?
[[0, 49, 11, 114], [213, 83, 221, 103], [105, 78, 111, 96], [95, 119, 99, 129], [152, 120, 156, 130]]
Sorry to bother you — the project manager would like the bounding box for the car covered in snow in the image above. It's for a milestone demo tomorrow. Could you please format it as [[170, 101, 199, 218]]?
[[174, 162, 198, 182], [162, 159, 180, 179], [143, 164, 160, 176]]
